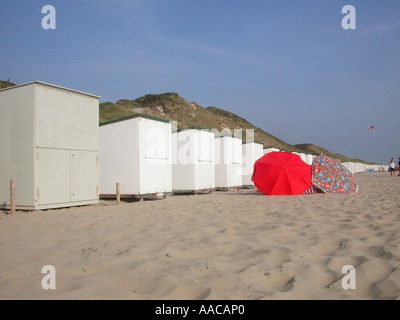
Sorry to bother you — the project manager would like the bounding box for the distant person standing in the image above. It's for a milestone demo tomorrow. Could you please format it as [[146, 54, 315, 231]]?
[[389, 158, 395, 176], [398, 157, 400, 176]]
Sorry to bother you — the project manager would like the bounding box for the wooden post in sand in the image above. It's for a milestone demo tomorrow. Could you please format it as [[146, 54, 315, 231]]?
[[10, 180, 15, 214], [116, 183, 120, 205]]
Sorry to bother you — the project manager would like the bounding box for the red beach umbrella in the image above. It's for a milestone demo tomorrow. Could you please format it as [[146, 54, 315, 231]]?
[[252, 152, 312, 196]]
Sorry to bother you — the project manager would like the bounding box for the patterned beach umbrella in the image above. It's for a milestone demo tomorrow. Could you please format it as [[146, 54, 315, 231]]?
[[252, 152, 312, 196], [312, 154, 358, 194]]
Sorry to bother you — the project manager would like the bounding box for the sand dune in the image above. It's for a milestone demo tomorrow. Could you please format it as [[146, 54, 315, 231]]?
[[0, 172, 399, 300]]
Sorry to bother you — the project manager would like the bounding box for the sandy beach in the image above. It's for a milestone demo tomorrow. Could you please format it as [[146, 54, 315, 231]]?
[[0, 172, 399, 300]]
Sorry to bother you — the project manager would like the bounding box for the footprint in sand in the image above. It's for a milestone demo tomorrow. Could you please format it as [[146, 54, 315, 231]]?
[[238, 263, 295, 293], [260, 269, 296, 292], [331, 238, 354, 256], [161, 285, 211, 299], [64, 281, 84, 292], [327, 255, 369, 273], [367, 246, 393, 260]]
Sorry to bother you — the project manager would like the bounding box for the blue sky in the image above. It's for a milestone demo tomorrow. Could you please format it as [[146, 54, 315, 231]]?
[[1, 0, 399, 164]]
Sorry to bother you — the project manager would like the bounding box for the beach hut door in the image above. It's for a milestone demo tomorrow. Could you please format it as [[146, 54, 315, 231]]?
[[36, 148, 71, 205], [37, 149, 99, 205], [70, 151, 99, 202]]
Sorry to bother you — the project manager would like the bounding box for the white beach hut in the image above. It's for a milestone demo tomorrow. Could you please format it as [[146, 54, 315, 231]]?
[[342, 162, 353, 174], [0, 81, 100, 210], [263, 147, 280, 155], [342, 162, 366, 174], [298, 153, 307, 163], [242, 142, 264, 187], [355, 162, 366, 173], [172, 127, 215, 193], [99, 114, 172, 199], [366, 164, 377, 173], [214, 135, 242, 190], [304, 154, 314, 165]]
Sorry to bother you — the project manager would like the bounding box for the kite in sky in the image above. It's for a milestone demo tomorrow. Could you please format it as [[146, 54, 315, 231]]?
[[367, 126, 374, 131]]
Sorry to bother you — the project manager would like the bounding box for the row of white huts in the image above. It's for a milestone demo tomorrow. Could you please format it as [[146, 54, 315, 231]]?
[[262, 149, 389, 174], [0, 81, 376, 211]]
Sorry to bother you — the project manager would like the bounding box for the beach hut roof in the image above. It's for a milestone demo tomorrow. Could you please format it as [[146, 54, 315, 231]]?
[[0, 80, 101, 99], [100, 113, 171, 127], [177, 126, 212, 133], [214, 134, 242, 140], [242, 141, 264, 145]]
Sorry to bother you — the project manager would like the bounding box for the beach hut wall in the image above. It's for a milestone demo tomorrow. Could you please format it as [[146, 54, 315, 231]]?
[[171, 128, 215, 192], [298, 153, 307, 163], [342, 162, 367, 174], [305, 154, 314, 165], [242, 142, 264, 187], [0, 81, 100, 210], [214, 136, 242, 189], [374, 165, 382, 171], [99, 114, 172, 198], [263, 147, 280, 155], [357, 163, 366, 173], [342, 162, 353, 174]]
